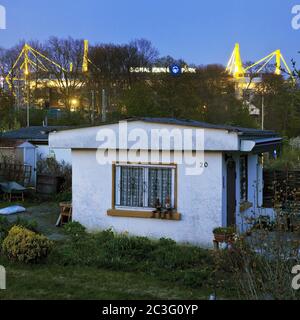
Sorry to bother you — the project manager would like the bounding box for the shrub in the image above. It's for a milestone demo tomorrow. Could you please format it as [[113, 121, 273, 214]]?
[[14, 217, 38, 233], [49, 226, 215, 289], [101, 235, 156, 270], [55, 191, 72, 202], [0, 217, 11, 246], [50, 229, 213, 286], [49, 235, 102, 266], [0, 217, 38, 246], [93, 228, 115, 243], [63, 221, 86, 239], [0, 216, 10, 235], [37, 158, 72, 193], [150, 244, 212, 271], [2, 226, 52, 263], [158, 238, 177, 247], [251, 215, 275, 232], [49, 229, 114, 267], [213, 233, 300, 300]]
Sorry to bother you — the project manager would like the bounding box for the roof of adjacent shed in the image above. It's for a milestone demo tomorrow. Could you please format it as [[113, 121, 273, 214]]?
[[0, 138, 26, 148], [0, 126, 71, 141]]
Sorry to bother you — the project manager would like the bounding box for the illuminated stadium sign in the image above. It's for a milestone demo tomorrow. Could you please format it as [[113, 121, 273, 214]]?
[[129, 66, 196, 74]]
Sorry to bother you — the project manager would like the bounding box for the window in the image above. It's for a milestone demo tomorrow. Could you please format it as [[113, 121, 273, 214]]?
[[115, 165, 176, 210], [240, 155, 248, 202]]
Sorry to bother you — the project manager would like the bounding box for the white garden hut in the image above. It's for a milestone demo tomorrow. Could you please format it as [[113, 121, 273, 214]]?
[[50, 118, 282, 246]]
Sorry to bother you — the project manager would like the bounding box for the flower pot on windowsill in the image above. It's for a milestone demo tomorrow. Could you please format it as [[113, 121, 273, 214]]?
[[165, 210, 174, 220], [153, 211, 161, 219], [214, 233, 233, 243], [213, 227, 235, 243]]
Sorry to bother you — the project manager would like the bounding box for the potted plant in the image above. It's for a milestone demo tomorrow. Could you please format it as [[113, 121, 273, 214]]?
[[164, 196, 173, 220], [213, 226, 236, 243], [152, 199, 162, 219]]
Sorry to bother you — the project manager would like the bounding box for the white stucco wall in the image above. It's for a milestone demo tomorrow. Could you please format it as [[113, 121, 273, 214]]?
[[72, 149, 223, 247]]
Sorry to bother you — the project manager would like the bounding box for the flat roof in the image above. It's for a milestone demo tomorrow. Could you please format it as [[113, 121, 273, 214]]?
[[51, 117, 279, 138], [0, 126, 71, 141], [131, 118, 278, 137]]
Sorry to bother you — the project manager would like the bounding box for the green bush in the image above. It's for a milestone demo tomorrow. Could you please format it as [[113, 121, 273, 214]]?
[[0, 217, 11, 246], [55, 191, 72, 203], [101, 235, 156, 270], [150, 244, 212, 270], [2, 226, 52, 263], [0, 217, 38, 247], [264, 144, 300, 170], [14, 217, 38, 233], [49, 226, 213, 288], [158, 238, 177, 247], [157, 268, 213, 288], [49, 234, 103, 266], [49, 228, 117, 267], [0, 217, 10, 234], [93, 228, 115, 243], [63, 221, 86, 239]]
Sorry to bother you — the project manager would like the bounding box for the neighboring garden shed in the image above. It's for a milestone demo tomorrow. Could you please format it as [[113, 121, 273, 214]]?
[[0, 126, 72, 163], [49, 118, 282, 246], [0, 126, 72, 187], [0, 138, 35, 186]]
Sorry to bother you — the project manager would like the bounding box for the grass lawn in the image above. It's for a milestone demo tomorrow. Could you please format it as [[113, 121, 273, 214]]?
[[0, 258, 215, 300]]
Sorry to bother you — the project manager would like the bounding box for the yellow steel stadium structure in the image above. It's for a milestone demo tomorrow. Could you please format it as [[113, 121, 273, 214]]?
[[5, 40, 90, 88], [226, 42, 294, 80]]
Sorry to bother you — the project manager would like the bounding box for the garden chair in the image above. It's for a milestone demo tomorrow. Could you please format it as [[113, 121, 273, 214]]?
[[56, 202, 72, 227]]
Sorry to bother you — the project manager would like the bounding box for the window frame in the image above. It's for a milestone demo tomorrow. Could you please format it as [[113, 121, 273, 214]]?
[[114, 163, 177, 211]]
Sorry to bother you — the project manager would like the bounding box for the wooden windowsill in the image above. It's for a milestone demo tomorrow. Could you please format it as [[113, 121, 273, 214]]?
[[107, 209, 181, 221], [240, 201, 253, 212]]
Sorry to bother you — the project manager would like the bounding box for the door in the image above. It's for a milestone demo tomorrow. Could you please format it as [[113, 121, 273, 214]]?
[[227, 159, 236, 227]]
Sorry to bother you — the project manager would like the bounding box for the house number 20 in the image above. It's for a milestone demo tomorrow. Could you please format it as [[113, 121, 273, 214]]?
[[200, 162, 209, 168]]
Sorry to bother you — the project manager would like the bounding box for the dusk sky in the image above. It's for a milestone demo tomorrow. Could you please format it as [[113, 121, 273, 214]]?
[[0, 0, 300, 66]]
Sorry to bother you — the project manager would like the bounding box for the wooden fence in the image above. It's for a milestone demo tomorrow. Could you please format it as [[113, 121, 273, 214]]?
[[0, 163, 32, 187], [263, 170, 300, 208]]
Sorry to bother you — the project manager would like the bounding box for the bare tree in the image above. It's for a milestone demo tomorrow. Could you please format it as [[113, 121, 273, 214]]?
[[44, 37, 87, 109]]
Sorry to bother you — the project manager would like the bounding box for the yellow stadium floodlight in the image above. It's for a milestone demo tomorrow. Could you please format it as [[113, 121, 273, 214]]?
[[82, 40, 89, 73], [226, 43, 245, 79], [275, 50, 281, 75], [24, 44, 29, 76]]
